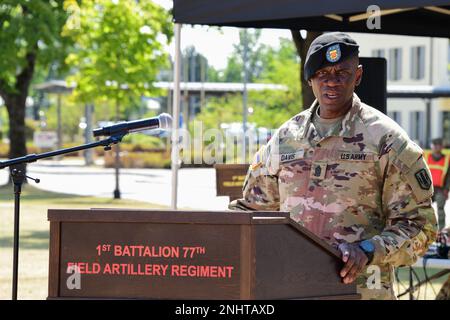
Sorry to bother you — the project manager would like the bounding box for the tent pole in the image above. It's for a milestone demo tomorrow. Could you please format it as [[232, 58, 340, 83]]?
[[242, 29, 249, 164], [171, 23, 182, 209], [426, 37, 433, 148]]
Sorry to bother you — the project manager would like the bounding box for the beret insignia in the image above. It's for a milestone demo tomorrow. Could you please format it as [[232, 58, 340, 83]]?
[[326, 44, 341, 63]]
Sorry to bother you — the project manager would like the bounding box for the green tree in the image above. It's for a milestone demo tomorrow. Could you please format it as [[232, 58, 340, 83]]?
[[45, 96, 84, 143], [206, 66, 221, 82], [0, 0, 70, 161], [64, 0, 173, 119], [249, 37, 302, 128], [195, 94, 243, 131], [182, 46, 209, 82], [291, 30, 322, 109], [222, 56, 243, 83], [223, 29, 266, 83], [197, 38, 302, 131], [0, 103, 9, 141]]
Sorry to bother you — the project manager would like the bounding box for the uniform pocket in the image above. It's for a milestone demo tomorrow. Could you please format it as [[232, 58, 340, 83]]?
[[328, 157, 380, 207], [278, 158, 312, 199]]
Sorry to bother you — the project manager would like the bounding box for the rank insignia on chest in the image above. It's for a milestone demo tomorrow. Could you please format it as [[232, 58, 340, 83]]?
[[310, 161, 327, 180]]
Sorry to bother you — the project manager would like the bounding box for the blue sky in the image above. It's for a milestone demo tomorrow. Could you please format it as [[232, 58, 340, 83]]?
[[155, 0, 292, 70]]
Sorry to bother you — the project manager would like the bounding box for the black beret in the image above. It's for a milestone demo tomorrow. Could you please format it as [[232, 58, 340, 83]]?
[[304, 32, 359, 80]]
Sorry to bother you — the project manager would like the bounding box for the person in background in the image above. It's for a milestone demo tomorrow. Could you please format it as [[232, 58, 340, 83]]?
[[429, 138, 450, 300]]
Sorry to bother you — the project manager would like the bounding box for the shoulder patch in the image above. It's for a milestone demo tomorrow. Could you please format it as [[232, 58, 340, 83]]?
[[397, 141, 423, 169], [415, 168, 432, 190], [403, 156, 434, 203], [250, 146, 265, 171]]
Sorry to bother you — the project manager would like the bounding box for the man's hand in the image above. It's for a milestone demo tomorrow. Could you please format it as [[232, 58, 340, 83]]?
[[338, 242, 369, 284], [444, 189, 449, 199]]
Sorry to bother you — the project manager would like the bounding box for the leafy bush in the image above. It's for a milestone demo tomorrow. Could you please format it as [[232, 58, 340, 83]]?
[[25, 119, 39, 141], [122, 134, 165, 149], [0, 143, 8, 158], [104, 149, 171, 169]]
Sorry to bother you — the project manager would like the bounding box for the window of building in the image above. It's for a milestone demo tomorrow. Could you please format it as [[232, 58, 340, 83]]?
[[389, 48, 402, 81], [387, 111, 402, 126], [372, 49, 385, 58], [410, 46, 425, 80], [442, 111, 450, 147], [448, 40, 450, 78], [409, 111, 425, 146]]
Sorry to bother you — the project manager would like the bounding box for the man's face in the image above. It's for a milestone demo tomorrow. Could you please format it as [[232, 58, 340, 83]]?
[[432, 143, 443, 153], [308, 57, 362, 114]]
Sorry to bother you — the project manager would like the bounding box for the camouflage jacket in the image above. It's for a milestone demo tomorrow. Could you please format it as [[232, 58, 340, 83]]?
[[229, 94, 437, 299]]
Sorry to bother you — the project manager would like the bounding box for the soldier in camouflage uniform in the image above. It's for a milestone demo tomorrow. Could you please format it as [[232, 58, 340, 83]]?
[[229, 32, 437, 300]]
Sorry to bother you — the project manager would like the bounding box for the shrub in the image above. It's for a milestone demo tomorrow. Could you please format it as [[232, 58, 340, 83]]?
[[104, 149, 171, 169], [0, 143, 8, 158]]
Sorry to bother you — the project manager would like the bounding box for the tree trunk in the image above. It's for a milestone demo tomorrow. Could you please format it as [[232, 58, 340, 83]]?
[[290, 30, 322, 110], [5, 95, 28, 160], [3, 94, 28, 184], [0, 51, 37, 182]]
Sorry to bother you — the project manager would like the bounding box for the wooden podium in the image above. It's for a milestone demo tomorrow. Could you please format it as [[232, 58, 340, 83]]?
[[48, 209, 360, 300]]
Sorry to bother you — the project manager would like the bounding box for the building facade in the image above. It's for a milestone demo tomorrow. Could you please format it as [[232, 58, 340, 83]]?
[[349, 33, 450, 147]]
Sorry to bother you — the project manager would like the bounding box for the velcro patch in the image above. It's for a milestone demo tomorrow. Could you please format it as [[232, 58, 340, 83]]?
[[403, 157, 433, 203], [415, 168, 432, 190], [397, 141, 423, 168], [310, 161, 327, 180]]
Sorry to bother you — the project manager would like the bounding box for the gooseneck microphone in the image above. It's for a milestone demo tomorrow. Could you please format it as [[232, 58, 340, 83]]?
[[92, 113, 172, 137]]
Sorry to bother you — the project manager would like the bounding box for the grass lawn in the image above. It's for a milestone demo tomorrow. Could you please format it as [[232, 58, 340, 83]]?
[[0, 184, 167, 300]]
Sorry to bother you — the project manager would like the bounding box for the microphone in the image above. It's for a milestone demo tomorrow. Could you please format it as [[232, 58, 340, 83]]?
[[93, 113, 172, 137]]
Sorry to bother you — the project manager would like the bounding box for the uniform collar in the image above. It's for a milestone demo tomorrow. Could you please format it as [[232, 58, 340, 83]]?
[[300, 93, 362, 140]]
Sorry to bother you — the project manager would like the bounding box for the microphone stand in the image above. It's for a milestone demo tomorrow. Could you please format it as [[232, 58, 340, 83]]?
[[0, 133, 125, 300]]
